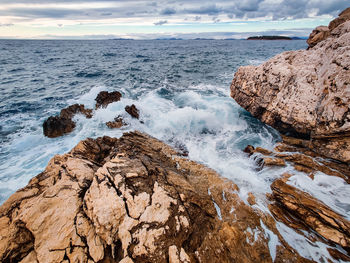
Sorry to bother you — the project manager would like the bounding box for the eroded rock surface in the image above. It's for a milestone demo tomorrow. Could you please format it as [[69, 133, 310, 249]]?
[[307, 8, 350, 48], [244, 136, 350, 259], [270, 178, 350, 250], [231, 15, 350, 163], [95, 91, 122, 109], [0, 132, 314, 263], [43, 104, 93, 138]]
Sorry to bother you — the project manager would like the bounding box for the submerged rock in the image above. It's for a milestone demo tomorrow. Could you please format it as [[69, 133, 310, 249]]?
[[231, 11, 350, 163], [95, 91, 122, 109], [0, 131, 313, 263], [125, 104, 140, 119], [43, 104, 93, 138]]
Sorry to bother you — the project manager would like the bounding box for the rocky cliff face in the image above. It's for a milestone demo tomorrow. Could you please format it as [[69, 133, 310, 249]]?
[[1, 131, 315, 263], [307, 8, 350, 48], [230, 14, 350, 163]]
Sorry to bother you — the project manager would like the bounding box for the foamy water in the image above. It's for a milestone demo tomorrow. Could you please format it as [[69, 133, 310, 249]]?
[[1, 39, 348, 262]]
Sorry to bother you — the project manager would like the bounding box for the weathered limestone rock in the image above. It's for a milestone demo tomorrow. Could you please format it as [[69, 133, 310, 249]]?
[[95, 91, 122, 109], [245, 136, 350, 183], [125, 104, 140, 119], [43, 104, 93, 138], [329, 8, 350, 32], [231, 18, 350, 163], [0, 132, 313, 263], [270, 178, 350, 249], [307, 8, 350, 48]]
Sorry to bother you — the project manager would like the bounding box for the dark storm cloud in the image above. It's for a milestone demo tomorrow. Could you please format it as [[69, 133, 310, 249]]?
[[0, 0, 348, 22]]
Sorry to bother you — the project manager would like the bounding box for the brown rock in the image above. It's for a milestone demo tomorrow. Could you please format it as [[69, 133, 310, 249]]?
[[243, 144, 255, 155], [106, 116, 125, 129], [306, 8, 350, 49], [306, 26, 329, 48], [43, 104, 93, 138], [125, 104, 140, 119], [0, 132, 312, 263], [263, 157, 286, 167], [329, 7, 350, 31], [95, 91, 122, 109], [270, 178, 350, 249], [231, 19, 350, 163]]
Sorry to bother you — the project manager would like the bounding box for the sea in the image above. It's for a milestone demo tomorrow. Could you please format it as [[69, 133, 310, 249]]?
[[1, 39, 349, 262]]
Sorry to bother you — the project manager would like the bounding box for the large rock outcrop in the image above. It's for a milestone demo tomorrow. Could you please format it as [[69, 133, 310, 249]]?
[[0, 131, 320, 263], [230, 13, 350, 163]]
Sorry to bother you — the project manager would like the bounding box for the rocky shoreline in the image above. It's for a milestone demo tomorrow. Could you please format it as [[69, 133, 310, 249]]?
[[1, 7, 350, 263]]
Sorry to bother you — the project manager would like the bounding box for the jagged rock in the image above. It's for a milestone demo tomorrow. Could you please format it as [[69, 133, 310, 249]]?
[[125, 104, 139, 119], [95, 91, 122, 109], [329, 7, 350, 31], [106, 116, 125, 129], [231, 18, 350, 163], [43, 104, 93, 138], [0, 132, 312, 263], [270, 178, 350, 249], [307, 8, 350, 49], [306, 26, 329, 48], [245, 137, 350, 183]]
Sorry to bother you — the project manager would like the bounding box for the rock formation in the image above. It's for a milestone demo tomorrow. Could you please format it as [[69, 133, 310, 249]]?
[[106, 116, 125, 129], [307, 8, 350, 48], [43, 104, 93, 138], [306, 26, 329, 48], [231, 12, 350, 163], [243, 136, 350, 260], [95, 91, 122, 109], [125, 104, 140, 119], [0, 131, 319, 263]]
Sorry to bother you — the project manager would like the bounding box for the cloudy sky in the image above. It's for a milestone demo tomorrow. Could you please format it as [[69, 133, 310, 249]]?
[[0, 0, 348, 39]]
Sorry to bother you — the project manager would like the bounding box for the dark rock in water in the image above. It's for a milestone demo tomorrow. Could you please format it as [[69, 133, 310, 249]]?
[[247, 36, 292, 40], [95, 91, 122, 109], [106, 116, 125, 129], [60, 104, 93, 119], [43, 116, 76, 138], [43, 104, 93, 138], [125, 104, 139, 119], [243, 145, 255, 155]]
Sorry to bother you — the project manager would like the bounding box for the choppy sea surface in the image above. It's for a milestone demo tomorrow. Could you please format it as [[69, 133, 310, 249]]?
[[1, 39, 349, 262]]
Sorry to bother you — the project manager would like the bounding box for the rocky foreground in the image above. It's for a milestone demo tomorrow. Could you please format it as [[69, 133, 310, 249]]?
[[231, 9, 350, 163], [1, 131, 350, 263], [0, 132, 302, 262]]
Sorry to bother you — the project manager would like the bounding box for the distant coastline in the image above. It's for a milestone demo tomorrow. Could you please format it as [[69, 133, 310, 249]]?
[[247, 35, 293, 40]]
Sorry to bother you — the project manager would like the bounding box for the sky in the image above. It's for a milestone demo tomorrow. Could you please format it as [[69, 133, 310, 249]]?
[[0, 0, 348, 39]]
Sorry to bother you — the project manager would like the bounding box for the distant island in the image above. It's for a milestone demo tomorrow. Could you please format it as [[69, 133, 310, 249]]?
[[247, 36, 292, 40]]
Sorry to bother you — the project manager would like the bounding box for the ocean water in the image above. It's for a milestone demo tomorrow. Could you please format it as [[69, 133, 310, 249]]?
[[1, 39, 349, 261]]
